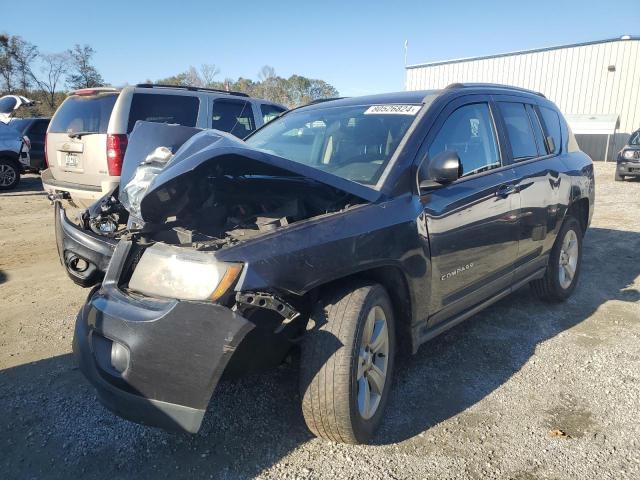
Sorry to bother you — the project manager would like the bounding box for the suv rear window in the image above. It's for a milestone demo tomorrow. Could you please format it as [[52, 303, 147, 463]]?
[[127, 93, 199, 133], [49, 94, 118, 134]]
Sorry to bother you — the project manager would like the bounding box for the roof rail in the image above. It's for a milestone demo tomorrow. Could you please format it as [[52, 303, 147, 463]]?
[[135, 83, 250, 97], [305, 97, 347, 105], [444, 82, 546, 98], [70, 87, 120, 96]]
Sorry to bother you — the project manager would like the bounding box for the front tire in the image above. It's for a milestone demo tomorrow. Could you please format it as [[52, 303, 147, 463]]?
[[614, 171, 625, 181], [299, 282, 395, 444], [0, 159, 20, 190], [531, 216, 583, 302]]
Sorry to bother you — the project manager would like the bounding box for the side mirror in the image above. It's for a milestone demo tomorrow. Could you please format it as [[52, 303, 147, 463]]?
[[418, 150, 461, 192]]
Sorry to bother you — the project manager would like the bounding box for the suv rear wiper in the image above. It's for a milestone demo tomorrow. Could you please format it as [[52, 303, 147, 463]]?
[[68, 131, 97, 139]]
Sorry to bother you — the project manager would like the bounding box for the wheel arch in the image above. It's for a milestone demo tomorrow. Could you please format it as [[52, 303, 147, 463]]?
[[566, 197, 590, 236], [309, 265, 414, 355]]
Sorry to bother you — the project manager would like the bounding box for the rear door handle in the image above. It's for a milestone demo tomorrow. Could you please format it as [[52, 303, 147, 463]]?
[[496, 184, 517, 198]]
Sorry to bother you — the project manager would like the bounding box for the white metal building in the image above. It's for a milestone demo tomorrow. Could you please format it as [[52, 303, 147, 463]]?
[[406, 36, 640, 161]]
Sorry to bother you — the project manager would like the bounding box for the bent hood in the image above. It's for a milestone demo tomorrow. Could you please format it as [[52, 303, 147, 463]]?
[[120, 122, 381, 224], [0, 95, 35, 124]]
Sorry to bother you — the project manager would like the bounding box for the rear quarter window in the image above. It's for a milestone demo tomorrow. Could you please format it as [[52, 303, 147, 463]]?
[[260, 104, 286, 123], [127, 93, 200, 133], [49, 94, 118, 134], [539, 106, 562, 155]]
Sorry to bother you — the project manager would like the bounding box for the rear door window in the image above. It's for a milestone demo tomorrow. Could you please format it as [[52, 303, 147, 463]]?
[[260, 104, 286, 124], [428, 102, 501, 177], [539, 106, 562, 154], [212, 100, 255, 138], [498, 102, 539, 161], [127, 93, 199, 133], [49, 94, 118, 134]]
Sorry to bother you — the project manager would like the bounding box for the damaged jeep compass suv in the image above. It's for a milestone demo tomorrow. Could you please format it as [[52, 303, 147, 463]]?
[[58, 84, 594, 444]]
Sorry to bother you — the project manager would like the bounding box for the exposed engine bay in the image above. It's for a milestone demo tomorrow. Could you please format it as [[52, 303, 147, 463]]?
[[147, 175, 360, 251], [84, 174, 359, 252]]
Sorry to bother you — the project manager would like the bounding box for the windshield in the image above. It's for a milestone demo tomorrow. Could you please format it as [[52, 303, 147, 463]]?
[[245, 103, 421, 186], [49, 93, 118, 134], [629, 130, 640, 146]]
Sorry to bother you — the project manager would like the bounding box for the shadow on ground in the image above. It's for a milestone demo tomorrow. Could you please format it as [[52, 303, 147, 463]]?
[[0, 174, 46, 196], [1, 227, 638, 479]]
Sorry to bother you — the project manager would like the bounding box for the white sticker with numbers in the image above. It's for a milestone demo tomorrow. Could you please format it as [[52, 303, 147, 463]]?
[[364, 104, 421, 115]]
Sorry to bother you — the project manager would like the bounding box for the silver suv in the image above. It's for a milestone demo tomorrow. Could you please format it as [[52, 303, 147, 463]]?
[[42, 84, 286, 206]]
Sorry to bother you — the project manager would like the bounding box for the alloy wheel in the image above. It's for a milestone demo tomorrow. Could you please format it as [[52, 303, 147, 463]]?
[[558, 229, 579, 289], [356, 305, 389, 420], [0, 164, 17, 187]]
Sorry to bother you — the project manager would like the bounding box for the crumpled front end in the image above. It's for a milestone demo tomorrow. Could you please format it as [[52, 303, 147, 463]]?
[[73, 241, 254, 433]]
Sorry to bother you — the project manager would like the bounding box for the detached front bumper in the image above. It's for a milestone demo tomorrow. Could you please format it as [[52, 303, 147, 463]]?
[[54, 201, 116, 287], [73, 278, 254, 433]]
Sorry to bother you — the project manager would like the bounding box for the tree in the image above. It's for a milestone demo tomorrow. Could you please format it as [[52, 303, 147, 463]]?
[[0, 34, 39, 93], [38, 52, 70, 110], [66, 44, 104, 89], [0, 33, 15, 92], [154, 64, 339, 108], [200, 64, 220, 87]]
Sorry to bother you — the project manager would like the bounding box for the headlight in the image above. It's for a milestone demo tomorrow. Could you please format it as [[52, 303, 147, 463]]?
[[128, 243, 242, 301], [623, 150, 635, 160]]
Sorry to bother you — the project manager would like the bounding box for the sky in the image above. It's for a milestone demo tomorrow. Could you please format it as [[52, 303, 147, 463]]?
[[3, 0, 640, 97]]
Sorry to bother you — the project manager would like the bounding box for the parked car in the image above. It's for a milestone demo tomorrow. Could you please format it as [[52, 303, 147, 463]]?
[[9, 117, 50, 171], [0, 95, 33, 190], [42, 84, 287, 206], [57, 84, 594, 444], [615, 128, 640, 181]]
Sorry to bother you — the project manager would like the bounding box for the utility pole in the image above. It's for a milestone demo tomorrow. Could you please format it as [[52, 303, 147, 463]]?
[[404, 40, 409, 90]]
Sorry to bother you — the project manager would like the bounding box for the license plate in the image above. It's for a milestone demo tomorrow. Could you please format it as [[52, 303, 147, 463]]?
[[65, 153, 79, 167]]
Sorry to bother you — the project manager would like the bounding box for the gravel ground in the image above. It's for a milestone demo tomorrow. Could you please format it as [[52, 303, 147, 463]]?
[[1, 164, 639, 480]]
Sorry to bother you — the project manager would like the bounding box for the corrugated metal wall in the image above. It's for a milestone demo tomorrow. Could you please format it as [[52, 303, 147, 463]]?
[[406, 39, 640, 160]]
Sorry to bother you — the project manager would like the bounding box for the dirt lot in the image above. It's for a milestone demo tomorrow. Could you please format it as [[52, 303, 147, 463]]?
[[1, 164, 639, 480]]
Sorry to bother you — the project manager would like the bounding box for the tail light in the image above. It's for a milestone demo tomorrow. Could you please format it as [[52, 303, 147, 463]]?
[[106, 134, 128, 176], [44, 133, 48, 167]]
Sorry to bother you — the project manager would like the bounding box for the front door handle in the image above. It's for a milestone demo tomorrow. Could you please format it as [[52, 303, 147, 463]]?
[[496, 184, 517, 198]]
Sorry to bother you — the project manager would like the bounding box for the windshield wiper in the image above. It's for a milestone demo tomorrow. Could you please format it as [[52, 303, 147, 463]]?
[[68, 131, 97, 139]]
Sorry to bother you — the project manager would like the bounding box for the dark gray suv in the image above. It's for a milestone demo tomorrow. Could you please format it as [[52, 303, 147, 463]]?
[[616, 129, 640, 181], [57, 83, 594, 444]]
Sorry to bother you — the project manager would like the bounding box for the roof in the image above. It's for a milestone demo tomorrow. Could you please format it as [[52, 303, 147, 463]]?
[[565, 114, 619, 135], [407, 35, 640, 69], [298, 90, 438, 111]]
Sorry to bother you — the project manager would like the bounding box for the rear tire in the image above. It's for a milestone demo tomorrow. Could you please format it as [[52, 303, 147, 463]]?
[[299, 282, 395, 444], [614, 171, 624, 181], [531, 216, 583, 302], [0, 159, 20, 190]]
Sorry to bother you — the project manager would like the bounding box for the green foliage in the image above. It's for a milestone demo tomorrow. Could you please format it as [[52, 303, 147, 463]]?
[[156, 65, 339, 108], [66, 44, 104, 89]]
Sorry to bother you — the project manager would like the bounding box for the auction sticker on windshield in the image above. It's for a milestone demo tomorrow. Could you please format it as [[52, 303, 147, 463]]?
[[364, 105, 421, 115]]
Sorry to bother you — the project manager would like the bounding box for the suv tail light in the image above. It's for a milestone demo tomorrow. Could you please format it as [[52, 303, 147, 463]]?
[[44, 133, 48, 167], [106, 134, 128, 176]]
